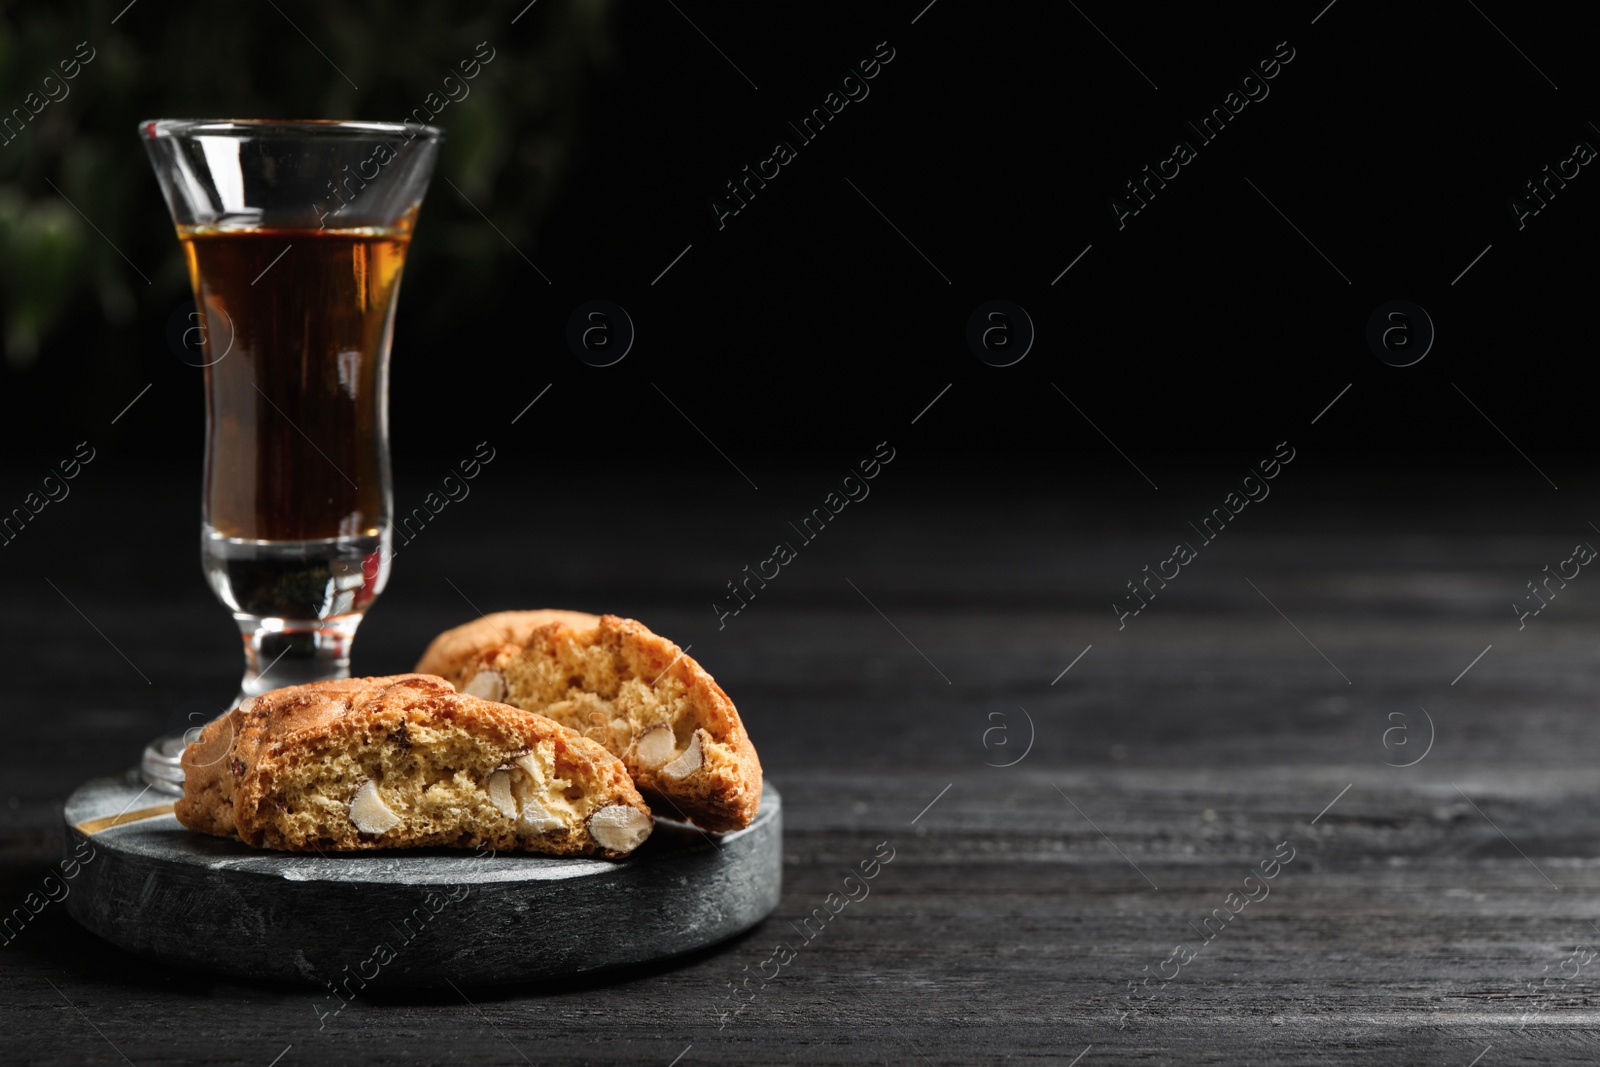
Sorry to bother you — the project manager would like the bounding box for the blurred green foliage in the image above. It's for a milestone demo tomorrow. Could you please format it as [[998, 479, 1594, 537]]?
[[0, 0, 614, 368]]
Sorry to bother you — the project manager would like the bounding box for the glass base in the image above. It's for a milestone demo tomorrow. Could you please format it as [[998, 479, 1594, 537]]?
[[141, 533, 387, 792], [138, 641, 356, 793], [141, 733, 193, 795], [140, 616, 371, 793]]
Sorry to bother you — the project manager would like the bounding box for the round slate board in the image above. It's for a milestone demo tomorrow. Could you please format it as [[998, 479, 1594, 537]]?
[[63, 769, 782, 987]]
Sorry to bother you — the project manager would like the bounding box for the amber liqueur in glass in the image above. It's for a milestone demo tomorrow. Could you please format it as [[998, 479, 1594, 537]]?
[[180, 226, 410, 623]]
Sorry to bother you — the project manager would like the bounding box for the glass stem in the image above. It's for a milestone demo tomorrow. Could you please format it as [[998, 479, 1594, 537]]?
[[236, 614, 364, 702]]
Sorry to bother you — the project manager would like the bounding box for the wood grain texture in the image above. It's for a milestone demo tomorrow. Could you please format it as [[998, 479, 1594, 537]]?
[[4, 471, 1600, 1064]]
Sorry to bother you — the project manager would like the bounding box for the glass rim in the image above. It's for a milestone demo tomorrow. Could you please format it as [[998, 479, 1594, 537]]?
[[139, 118, 445, 142]]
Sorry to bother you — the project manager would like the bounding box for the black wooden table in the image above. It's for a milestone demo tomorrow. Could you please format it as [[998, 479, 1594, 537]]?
[[4, 468, 1599, 1065]]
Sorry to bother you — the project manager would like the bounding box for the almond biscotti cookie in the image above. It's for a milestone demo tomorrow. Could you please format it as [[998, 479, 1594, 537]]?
[[415, 611, 762, 832], [176, 673, 653, 857]]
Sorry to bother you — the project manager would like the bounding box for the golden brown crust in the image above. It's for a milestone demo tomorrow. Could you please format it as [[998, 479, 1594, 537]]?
[[416, 611, 763, 832], [416, 610, 602, 681], [176, 673, 651, 856]]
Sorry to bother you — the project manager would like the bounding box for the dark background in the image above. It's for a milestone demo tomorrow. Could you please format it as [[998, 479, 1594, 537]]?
[[0, 0, 1595, 727], [5, 0, 1597, 731], [1, 0, 1595, 478], [7, 6, 1600, 1063]]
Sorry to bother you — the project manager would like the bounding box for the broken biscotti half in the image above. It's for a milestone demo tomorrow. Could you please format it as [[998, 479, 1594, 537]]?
[[415, 610, 762, 833], [175, 674, 653, 857]]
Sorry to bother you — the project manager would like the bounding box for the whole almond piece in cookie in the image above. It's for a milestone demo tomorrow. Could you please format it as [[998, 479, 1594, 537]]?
[[416, 611, 762, 832], [176, 674, 652, 857]]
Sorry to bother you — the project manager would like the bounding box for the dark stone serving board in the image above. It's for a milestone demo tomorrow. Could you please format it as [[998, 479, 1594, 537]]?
[[62, 769, 782, 988]]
